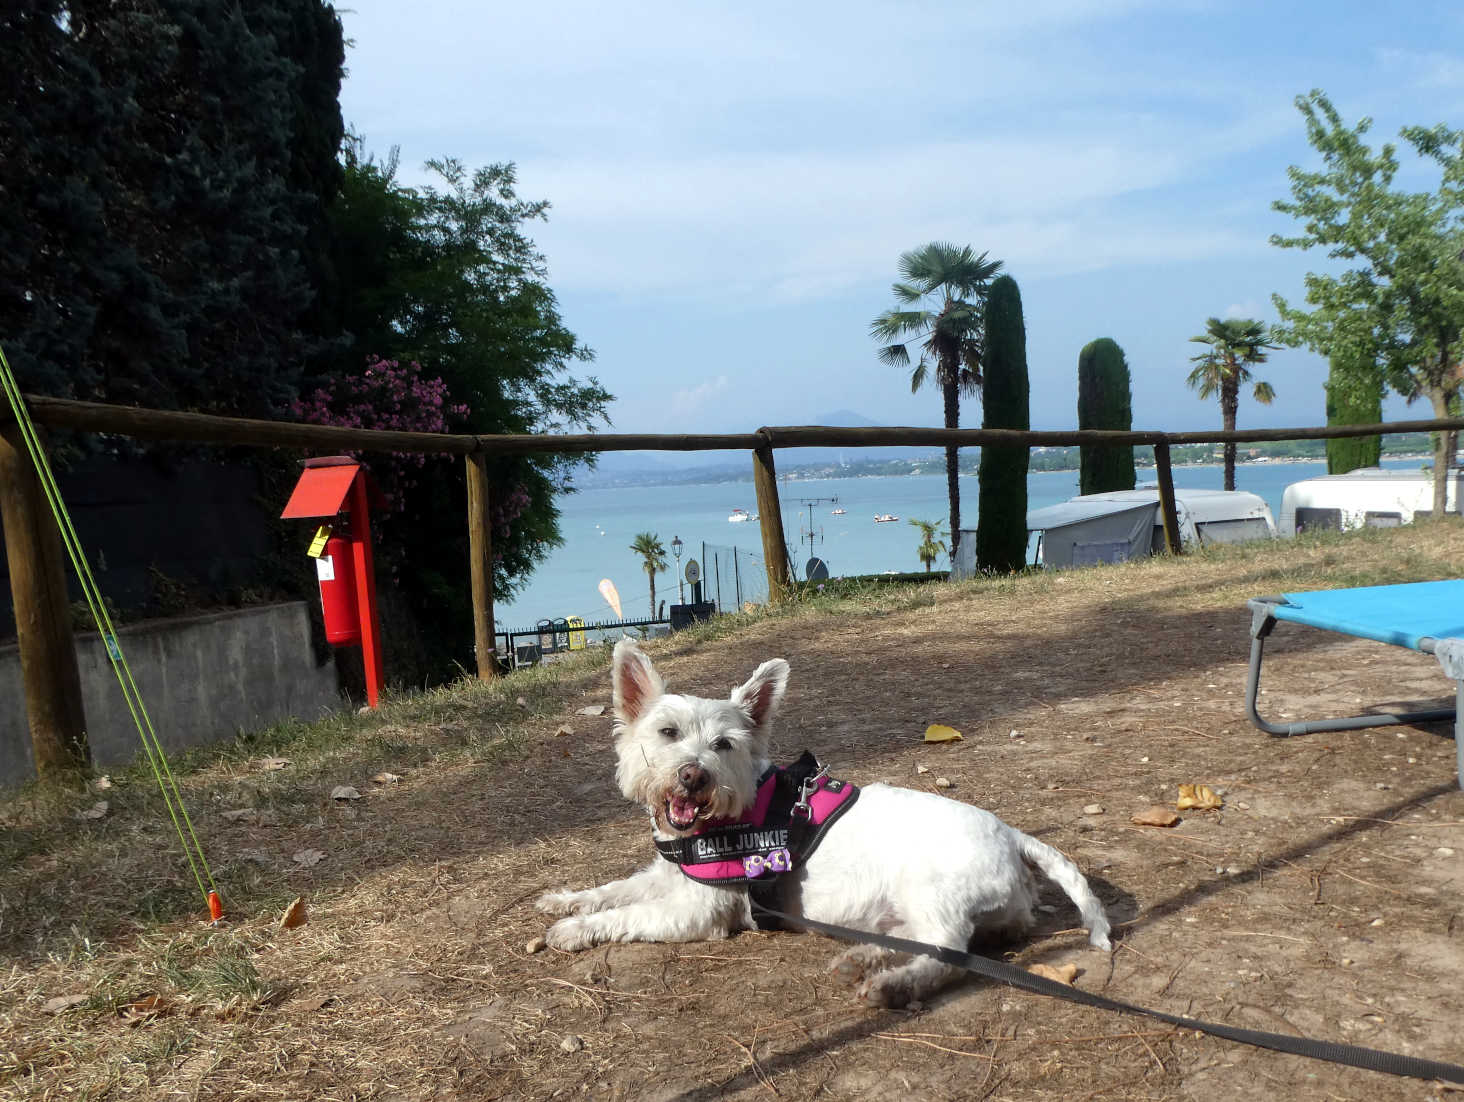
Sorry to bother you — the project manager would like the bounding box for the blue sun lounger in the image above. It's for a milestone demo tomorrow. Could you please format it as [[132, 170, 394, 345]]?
[[1246, 580, 1464, 789]]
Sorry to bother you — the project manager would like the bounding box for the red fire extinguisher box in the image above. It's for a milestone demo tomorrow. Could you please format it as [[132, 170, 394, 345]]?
[[281, 457, 385, 708]]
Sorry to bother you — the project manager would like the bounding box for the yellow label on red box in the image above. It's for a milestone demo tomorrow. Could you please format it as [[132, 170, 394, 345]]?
[[307, 525, 332, 558]]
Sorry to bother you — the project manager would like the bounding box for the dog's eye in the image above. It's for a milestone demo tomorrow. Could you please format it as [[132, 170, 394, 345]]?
[[659, 726, 678, 739], [712, 737, 733, 752]]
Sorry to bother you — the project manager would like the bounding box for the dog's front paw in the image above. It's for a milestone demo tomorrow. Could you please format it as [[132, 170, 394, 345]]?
[[829, 944, 892, 986], [535, 889, 584, 916], [545, 915, 600, 952], [858, 971, 917, 1010]]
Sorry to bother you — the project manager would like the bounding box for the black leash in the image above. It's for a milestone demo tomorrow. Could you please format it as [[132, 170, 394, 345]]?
[[750, 901, 1464, 1085]]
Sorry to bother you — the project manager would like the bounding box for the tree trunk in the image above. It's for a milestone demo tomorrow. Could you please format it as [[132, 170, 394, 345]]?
[[648, 572, 657, 618], [1221, 378, 1240, 492], [942, 378, 960, 565], [1428, 387, 1453, 517]]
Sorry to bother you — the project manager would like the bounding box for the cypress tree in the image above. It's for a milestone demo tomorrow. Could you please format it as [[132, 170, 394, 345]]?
[[1077, 338, 1136, 494], [1324, 354, 1383, 473], [976, 275, 1030, 573]]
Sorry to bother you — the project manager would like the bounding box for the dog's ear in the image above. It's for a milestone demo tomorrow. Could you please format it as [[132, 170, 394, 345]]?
[[613, 639, 664, 724], [730, 658, 789, 730]]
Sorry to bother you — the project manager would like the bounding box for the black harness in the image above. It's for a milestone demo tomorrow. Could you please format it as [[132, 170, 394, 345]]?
[[654, 751, 859, 929]]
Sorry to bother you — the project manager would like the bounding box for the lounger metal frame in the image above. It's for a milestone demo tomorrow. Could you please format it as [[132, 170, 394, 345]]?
[[1246, 595, 1464, 790]]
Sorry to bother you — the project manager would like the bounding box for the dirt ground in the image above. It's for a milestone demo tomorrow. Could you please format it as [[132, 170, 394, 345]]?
[[4, 529, 1464, 1100]]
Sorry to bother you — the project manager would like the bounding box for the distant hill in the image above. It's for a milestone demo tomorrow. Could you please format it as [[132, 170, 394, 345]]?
[[577, 410, 945, 487]]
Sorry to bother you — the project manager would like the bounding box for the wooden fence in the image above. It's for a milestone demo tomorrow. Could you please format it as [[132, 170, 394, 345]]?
[[6, 392, 1464, 777]]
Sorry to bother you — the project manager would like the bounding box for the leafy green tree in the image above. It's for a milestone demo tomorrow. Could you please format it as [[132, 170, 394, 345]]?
[[1077, 338, 1136, 494], [1186, 318, 1278, 491], [1272, 90, 1464, 516], [976, 275, 1030, 573], [318, 144, 611, 678], [908, 518, 948, 573], [630, 533, 667, 617], [871, 243, 1003, 564], [0, 0, 345, 416], [1325, 353, 1383, 473]]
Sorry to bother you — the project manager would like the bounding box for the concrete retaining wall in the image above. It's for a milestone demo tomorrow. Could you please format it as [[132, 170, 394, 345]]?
[[1, 602, 340, 784]]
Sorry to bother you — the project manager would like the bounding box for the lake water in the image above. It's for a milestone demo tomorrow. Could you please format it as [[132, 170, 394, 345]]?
[[497, 458, 1424, 629]]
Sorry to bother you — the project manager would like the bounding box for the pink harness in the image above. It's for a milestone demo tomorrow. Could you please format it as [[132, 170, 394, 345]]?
[[654, 754, 859, 886]]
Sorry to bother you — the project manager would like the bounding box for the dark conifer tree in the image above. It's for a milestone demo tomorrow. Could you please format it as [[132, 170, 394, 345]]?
[[1077, 338, 1137, 494], [976, 275, 1030, 573], [1325, 356, 1383, 474], [0, 0, 345, 416]]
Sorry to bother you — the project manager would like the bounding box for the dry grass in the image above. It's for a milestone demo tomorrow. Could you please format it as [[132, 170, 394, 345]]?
[[3, 521, 1464, 1100]]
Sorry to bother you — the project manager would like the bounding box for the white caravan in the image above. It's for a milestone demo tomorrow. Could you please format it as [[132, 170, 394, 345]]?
[[1277, 466, 1463, 536]]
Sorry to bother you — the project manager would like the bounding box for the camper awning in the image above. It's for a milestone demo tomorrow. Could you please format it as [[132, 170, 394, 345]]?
[[1026, 499, 1157, 532]]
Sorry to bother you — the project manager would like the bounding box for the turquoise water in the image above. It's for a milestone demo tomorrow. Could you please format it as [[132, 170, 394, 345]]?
[[497, 459, 1424, 628]]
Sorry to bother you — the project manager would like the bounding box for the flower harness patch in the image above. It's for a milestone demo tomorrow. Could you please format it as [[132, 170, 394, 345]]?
[[654, 751, 859, 929]]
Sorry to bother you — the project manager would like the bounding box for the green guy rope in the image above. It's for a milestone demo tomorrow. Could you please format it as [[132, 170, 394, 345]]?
[[0, 347, 220, 918]]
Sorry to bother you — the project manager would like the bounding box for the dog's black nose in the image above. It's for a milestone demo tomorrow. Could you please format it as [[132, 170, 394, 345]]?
[[678, 763, 709, 792]]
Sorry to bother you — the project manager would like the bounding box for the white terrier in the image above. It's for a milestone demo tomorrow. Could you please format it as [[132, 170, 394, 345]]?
[[537, 640, 1112, 1008]]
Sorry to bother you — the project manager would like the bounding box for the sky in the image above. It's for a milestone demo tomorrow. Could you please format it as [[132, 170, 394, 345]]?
[[336, 0, 1464, 446]]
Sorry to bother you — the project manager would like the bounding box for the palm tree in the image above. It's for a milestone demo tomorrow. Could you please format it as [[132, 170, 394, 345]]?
[[872, 243, 1003, 565], [630, 532, 667, 618], [1186, 317, 1279, 491], [909, 518, 949, 573]]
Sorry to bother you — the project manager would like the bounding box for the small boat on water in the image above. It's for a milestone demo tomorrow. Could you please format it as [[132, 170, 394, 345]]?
[[873, 513, 899, 523], [728, 507, 758, 523], [831, 507, 846, 515]]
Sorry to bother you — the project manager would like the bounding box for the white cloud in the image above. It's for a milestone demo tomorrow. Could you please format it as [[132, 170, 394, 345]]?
[[1377, 47, 1464, 89], [669, 375, 731, 419]]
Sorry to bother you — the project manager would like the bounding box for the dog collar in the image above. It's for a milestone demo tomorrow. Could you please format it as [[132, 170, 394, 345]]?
[[653, 751, 859, 886]]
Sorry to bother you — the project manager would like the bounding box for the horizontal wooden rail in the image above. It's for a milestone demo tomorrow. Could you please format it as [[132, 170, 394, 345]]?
[[13, 394, 1464, 454], [756, 418, 1464, 449], [11, 395, 762, 455], [7, 388, 1463, 779]]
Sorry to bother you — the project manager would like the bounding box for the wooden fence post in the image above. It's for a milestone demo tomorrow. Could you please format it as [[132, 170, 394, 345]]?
[[0, 421, 89, 775], [752, 441, 792, 604], [465, 452, 497, 679], [1153, 441, 1183, 555]]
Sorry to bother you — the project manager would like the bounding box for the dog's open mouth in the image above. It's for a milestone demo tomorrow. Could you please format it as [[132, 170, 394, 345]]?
[[664, 795, 708, 832]]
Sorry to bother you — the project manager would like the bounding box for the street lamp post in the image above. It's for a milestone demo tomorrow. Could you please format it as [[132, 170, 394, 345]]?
[[671, 535, 684, 603]]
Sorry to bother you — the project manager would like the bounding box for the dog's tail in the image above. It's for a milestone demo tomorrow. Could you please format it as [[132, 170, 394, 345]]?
[[1018, 834, 1113, 950]]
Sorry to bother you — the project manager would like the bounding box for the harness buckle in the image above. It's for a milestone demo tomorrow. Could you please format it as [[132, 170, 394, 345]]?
[[791, 761, 830, 819]]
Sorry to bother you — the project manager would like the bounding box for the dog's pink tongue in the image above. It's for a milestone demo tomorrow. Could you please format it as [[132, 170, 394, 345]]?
[[669, 796, 700, 828]]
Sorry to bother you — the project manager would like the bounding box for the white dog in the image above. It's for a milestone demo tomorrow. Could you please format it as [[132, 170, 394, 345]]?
[[537, 640, 1111, 1008]]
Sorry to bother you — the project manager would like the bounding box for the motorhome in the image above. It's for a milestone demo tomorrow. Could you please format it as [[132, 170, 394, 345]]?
[[1277, 467, 1462, 536], [952, 487, 1276, 573]]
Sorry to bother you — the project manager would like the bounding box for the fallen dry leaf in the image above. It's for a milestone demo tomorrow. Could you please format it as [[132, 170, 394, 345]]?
[[1029, 962, 1079, 985], [280, 896, 308, 929], [576, 704, 606, 717], [1131, 806, 1182, 828], [76, 801, 109, 821], [121, 994, 173, 1022], [42, 993, 89, 1014], [1176, 783, 1223, 811], [554, 724, 574, 737], [330, 785, 361, 801], [93, 775, 114, 791], [292, 848, 327, 868], [515, 696, 529, 708], [923, 724, 963, 743], [259, 757, 291, 772], [372, 772, 401, 785]]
